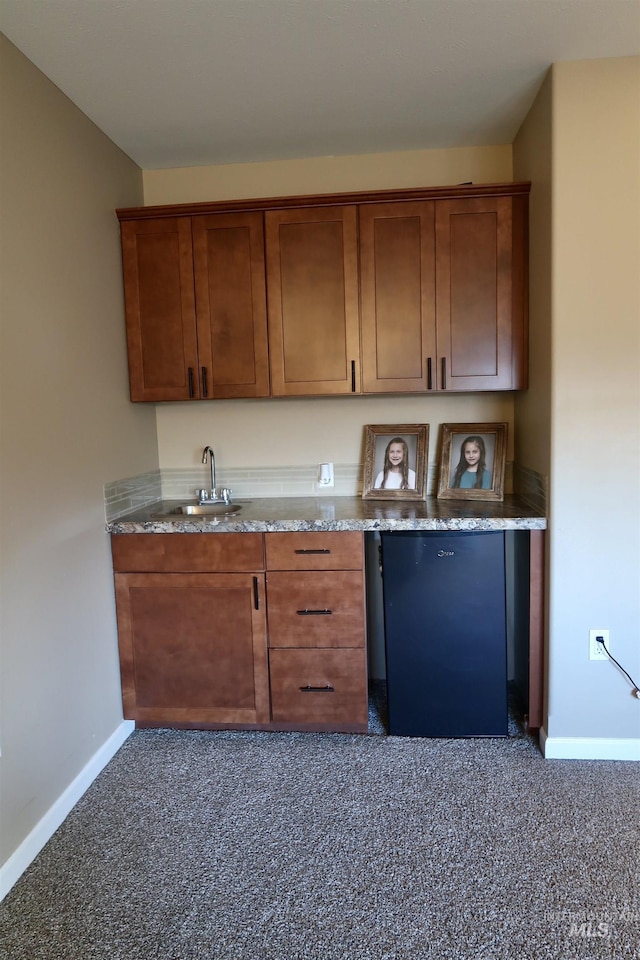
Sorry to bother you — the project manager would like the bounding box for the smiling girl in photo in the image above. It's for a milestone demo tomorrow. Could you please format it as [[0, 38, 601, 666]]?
[[375, 437, 416, 490], [451, 435, 492, 490]]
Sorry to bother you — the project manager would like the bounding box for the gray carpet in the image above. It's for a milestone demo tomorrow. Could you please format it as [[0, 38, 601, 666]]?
[[1, 719, 639, 959]]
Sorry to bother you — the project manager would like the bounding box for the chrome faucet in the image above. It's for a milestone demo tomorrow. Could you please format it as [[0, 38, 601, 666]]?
[[200, 446, 232, 504], [201, 446, 217, 501]]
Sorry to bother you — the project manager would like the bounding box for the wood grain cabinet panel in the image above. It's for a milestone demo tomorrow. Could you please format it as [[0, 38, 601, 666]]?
[[360, 194, 528, 393], [118, 183, 528, 400], [265, 531, 367, 730], [111, 532, 264, 573], [435, 195, 528, 391], [120, 213, 269, 401], [264, 531, 364, 571], [269, 648, 368, 727], [265, 206, 361, 396], [360, 201, 436, 393], [267, 570, 365, 648], [114, 571, 269, 726], [120, 218, 198, 402], [192, 212, 270, 398], [111, 533, 268, 727]]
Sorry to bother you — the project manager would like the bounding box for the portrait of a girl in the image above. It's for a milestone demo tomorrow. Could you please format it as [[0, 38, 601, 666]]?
[[451, 435, 492, 490], [375, 436, 416, 490]]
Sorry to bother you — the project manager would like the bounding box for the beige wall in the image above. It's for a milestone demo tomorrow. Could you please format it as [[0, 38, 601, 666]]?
[[513, 72, 552, 479], [514, 57, 640, 742], [146, 146, 517, 472], [546, 57, 640, 740], [143, 145, 513, 206], [0, 37, 157, 867]]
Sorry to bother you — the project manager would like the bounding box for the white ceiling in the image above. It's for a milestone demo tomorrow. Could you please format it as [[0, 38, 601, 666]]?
[[1, 0, 639, 170]]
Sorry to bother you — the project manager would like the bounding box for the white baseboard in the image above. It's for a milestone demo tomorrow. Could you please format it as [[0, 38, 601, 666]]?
[[540, 728, 640, 761], [0, 720, 135, 901]]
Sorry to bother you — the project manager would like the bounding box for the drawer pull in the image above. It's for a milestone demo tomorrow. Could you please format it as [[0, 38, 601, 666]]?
[[299, 684, 335, 693], [296, 608, 332, 616], [294, 548, 331, 555]]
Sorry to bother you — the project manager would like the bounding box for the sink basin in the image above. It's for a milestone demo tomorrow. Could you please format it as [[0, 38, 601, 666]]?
[[151, 503, 242, 519]]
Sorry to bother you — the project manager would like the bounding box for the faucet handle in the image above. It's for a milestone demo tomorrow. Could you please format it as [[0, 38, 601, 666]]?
[[221, 488, 233, 504], [196, 488, 208, 502]]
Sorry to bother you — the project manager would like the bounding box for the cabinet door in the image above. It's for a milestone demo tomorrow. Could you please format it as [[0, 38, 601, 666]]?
[[192, 212, 270, 399], [435, 196, 526, 391], [114, 572, 269, 725], [360, 202, 436, 393], [120, 218, 198, 401], [265, 206, 360, 396]]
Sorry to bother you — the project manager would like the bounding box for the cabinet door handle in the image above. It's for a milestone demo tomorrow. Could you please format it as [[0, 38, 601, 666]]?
[[296, 609, 333, 616], [294, 548, 331, 555], [351, 359, 356, 392], [253, 576, 259, 610], [188, 367, 195, 398], [201, 366, 208, 398], [441, 357, 447, 390], [299, 684, 335, 693], [427, 357, 432, 390]]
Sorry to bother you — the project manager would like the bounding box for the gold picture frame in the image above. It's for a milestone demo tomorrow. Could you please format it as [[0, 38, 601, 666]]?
[[437, 423, 507, 501], [362, 424, 429, 501]]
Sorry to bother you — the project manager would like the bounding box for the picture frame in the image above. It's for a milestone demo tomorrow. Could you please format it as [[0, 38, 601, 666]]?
[[436, 423, 507, 501], [362, 424, 429, 500]]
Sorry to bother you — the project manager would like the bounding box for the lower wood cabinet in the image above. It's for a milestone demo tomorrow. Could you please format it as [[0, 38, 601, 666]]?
[[269, 648, 368, 726], [114, 571, 269, 725], [111, 530, 368, 731], [112, 533, 269, 726], [265, 531, 368, 732]]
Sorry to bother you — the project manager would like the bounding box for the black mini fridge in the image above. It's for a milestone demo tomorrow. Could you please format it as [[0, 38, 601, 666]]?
[[381, 530, 507, 737]]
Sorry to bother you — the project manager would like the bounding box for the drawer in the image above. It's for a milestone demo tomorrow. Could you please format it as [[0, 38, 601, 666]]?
[[267, 571, 365, 647], [269, 648, 368, 725], [265, 531, 363, 570], [111, 533, 264, 572]]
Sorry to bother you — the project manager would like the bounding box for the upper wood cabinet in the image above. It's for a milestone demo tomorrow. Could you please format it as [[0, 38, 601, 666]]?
[[121, 217, 198, 402], [117, 181, 529, 400], [359, 193, 528, 393], [120, 213, 269, 401], [435, 194, 527, 391], [360, 201, 436, 393], [192, 212, 269, 399], [264, 206, 361, 396]]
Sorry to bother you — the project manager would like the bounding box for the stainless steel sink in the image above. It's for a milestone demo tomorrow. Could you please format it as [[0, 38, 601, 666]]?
[[151, 503, 242, 519]]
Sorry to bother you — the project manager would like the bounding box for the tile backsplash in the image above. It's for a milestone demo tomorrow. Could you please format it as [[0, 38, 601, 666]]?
[[105, 460, 528, 522], [160, 464, 362, 502], [104, 470, 162, 521], [513, 463, 547, 513]]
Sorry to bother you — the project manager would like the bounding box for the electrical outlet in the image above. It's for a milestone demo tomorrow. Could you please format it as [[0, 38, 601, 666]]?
[[589, 629, 610, 661], [317, 462, 334, 488]]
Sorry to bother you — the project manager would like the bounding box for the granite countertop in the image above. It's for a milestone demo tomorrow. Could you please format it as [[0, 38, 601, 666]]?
[[107, 495, 546, 534]]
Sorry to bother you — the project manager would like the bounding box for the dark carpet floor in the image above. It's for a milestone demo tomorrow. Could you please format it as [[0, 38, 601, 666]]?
[[1, 690, 638, 960]]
